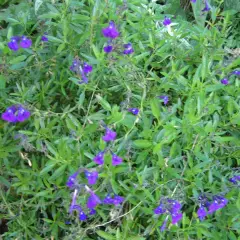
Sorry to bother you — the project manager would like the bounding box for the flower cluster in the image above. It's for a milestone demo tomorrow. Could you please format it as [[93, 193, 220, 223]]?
[[154, 198, 183, 231], [93, 127, 123, 166], [66, 170, 101, 220], [69, 59, 92, 84], [197, 195, 228, 221], [102, 21, 134, 55], [1, 105, 30, 123], [66, 168, 124, 221], [8, 36, 32, 51]]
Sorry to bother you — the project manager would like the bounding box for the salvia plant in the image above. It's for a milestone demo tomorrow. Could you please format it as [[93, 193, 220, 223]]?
[[0, 0, 240, 239]]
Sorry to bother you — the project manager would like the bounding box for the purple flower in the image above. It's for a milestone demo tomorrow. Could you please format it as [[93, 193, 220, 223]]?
[[41, 34, 48, 42], [8, 37, 20, 51], [102, 128, 117, 142], [128, 108, 139, 115], [79, 211, 87, 221], [168, 199, 181, 214], [208, 196, 228, 214], [197, 206, 207, 221], [20, 36, 32, 48], [102, 21, 119, 39], [158, 95, 169, 105], [1, 105, 30, 123], [191, 0, 196, 2], [71, 205, 87, 221], [221, 78, 229, 85], [231, 70, 240, 76], [70, 59, 81, 72], [229, 175, 240, 184], [112, 195, 124, 205], [154, 204, 166, 215], [163, 17, 171, 26], [85, 171, 98, 185], [16, 106, 31, 122], [103, 195, 124, 205], [171, 212, 182, 224], [66, 171, 79, 189], [87, 192, 101, 209], [160, 218, 168, 232], [123, 43, 134, 55], [89, 208, 96, 215], [103, 195, 113, 204], [202, 0, 211, 12], [93, 152, 104, 165], [83, 62, 92, 74], [112, 154, 123, 166], [104, 45, 113, 53]]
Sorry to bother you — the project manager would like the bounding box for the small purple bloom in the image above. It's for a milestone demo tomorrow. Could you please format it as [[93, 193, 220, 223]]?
[[160, 218, 168, 232], [191, 0, 196, 2], [197, 206, 207, 221], [202, 0, 211, 12], [229, 175, 240, 184], [83, 62, 92, 74], [102, 128, 117, 142], [1, 105, 30, 123], [128, 108, 139, 115], [66, 171, 79, 189], [168, 200, 181, 214], [16, 106, 31, 122], [103, 195, 113, 204], [70, 59, 81, 72], [87, 192, 101, 209], [102, 21, 119, 39], [112, 195, 124, 205], [41, 34, 48, 42], [104, 45, 113, 53], [8, 37, 19, 51], [85, 171, 98, 185], [20, 36, 32, 49], [221, 78, 229, 85], [123, 43, 134, 55], [89, 208, 96, 215], [231, 70, 240, 76], [171, 212, 182, 224], [208, 196, 228, 214], [93, 152, 104, 165], [71, 205, 87, 221], [158, 95, 169, 105], [163, 17, 171, 26], [79, 211, 87, 221], [154, 204, 166, 215], [112, 154, 123, 166]]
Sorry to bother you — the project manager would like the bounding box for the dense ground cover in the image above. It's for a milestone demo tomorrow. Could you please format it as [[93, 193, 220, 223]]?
[[0, 0, 240, 239]]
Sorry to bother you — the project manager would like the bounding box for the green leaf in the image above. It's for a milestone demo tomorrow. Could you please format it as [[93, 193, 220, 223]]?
[[9, 55, 27, 64], [0, 75, 6, 89], [133, 140, 152, 148], [150, 98, 160, 120], [49, 165, 67, 181], [96, 231, 115, 240], [96, 95, 111, 111]]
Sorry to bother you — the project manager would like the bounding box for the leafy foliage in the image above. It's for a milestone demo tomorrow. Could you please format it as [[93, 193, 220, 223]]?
[[0, 0, 240, 239]]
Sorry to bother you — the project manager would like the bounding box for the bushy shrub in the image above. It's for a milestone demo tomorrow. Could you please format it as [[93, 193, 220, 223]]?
[[0, 0, 240, 239]]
